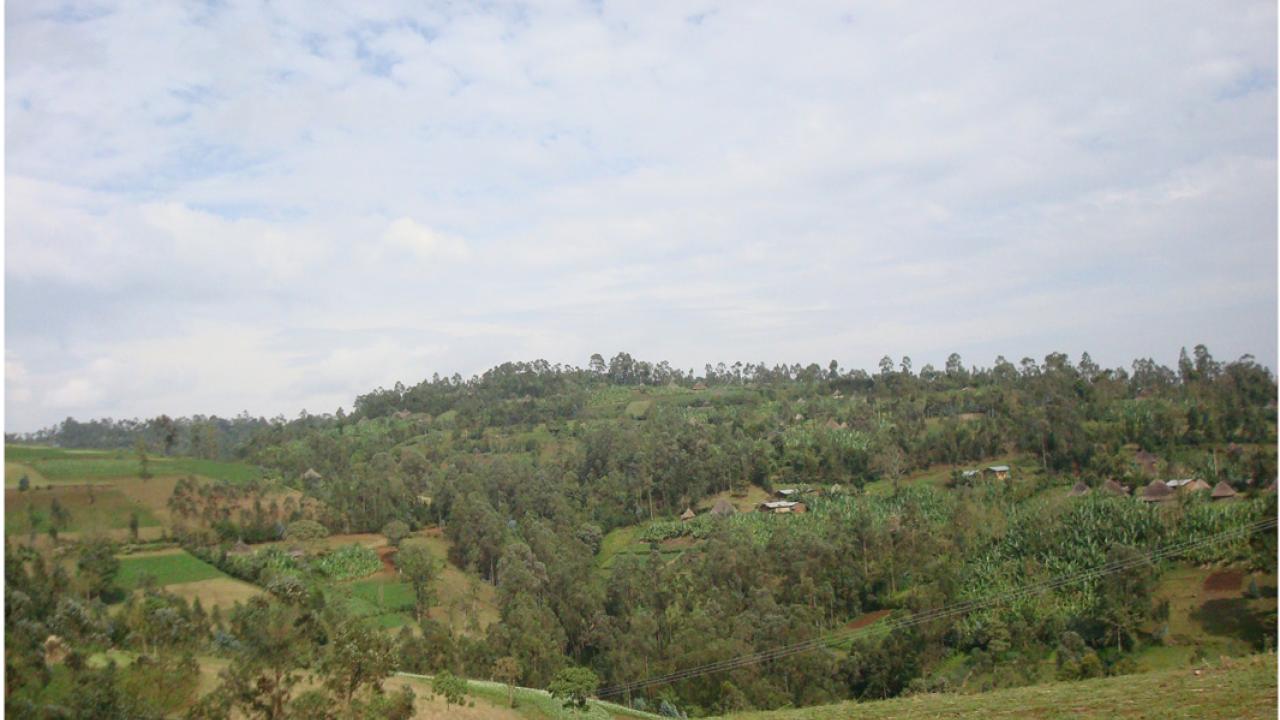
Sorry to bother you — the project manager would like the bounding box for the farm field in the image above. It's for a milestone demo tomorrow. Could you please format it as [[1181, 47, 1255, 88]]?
[[5, 444, 262, 486], [116, 549, 226, 589], [1136, 567, 1278, 670], [114, 549, 262, 610], [721, 653, 1277, 719], [6, 483, 161, 537], [329, 530, 499, 633], [392, 673, 663, 720]]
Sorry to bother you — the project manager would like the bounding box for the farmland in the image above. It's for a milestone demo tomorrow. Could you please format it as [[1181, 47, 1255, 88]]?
[[5, 445, 262, 486], [116, 549, 226, 589], [6, 348, 1277, 718]]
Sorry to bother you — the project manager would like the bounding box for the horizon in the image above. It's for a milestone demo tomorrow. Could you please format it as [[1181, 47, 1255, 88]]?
[[4, 343, 1270, 433], [7, 2, 1277, 432]]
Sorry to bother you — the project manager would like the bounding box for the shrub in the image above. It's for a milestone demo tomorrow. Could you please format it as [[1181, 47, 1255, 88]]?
[[381, 520, 410, 547], [285, 520, 329, 543]]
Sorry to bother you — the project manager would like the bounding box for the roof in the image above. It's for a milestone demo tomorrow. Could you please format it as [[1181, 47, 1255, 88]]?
[[710, 498, 737, 516], [987, 465, 1010, 473], [1211, 481, 1238, 500], [1102, 479, 1131, 496], [680, 507, 696, 521], [759, 500, 802, 510], [692, 382, 707, 391], [961, 470, 980, 478], [302, 468, 322, 480], [1068, 481, 1091, 497], [1182, 479, 1212, 493], [1139, 480, 1174, 502], [775, 488, 802, 497]]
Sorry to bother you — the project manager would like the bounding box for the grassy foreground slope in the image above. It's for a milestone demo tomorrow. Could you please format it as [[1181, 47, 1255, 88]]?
[[722, 654, 1277, 720]]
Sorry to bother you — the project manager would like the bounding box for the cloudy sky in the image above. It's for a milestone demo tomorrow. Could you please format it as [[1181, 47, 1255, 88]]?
[[5, 1, 1277, 431]]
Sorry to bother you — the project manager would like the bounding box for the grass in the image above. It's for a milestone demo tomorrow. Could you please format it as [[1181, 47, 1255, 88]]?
[[116, 550, 226, 589], [5, 485, 161, 536], [1135, 566, 1278, 671], [394, 673, 663, 720], [4, 444, 262, 485], [597, 526, 640, 569], [722, 653, 1277, 719], [165, 577, 263, 611]]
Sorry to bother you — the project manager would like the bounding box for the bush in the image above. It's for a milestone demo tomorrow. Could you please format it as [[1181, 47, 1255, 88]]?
[[314, 544, 381, 581], [548, 666, 598, 712], [381, 520, 410, 547], [285, 520, 329, 543], [431, 670, 468, 708]]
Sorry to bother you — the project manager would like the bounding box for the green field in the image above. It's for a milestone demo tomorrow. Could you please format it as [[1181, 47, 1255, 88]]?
[[5, 445, 262, 485], [116, 551, 227, 590], [6, 485, 161, 536], [721, 654, 1277, 719], [333, 577, 415, 628], [394, 672, 664, 720]]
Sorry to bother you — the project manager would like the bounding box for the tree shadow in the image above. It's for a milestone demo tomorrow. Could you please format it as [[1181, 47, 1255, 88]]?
[[1190, 598, 1275, 650]]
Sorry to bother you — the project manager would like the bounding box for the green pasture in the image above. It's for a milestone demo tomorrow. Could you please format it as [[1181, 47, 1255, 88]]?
[[6, 486, 160, 536], [5, 444, 262, 485], [116, 551, 226, 590]]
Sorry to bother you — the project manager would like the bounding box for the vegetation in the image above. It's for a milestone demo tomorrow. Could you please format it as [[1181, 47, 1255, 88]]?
[[722, 654, 1277, 719], [4, 345, 1276, 717]]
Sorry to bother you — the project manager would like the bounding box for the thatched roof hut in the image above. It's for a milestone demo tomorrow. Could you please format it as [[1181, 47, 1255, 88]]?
[[229, 540, 253, 556], [680, 507, 696, 522], [302, 468, 322, 481], [1181, 479, 1212, 494], [692, 382, 708, 391], [1211, 481, 1238, 501], [1134, 450, 1160, 475], [1101, 479, 1130, 496], [1139, 479, 1174, 503], [710, 498, 737, 517], [1068, 481, 1091, 497]]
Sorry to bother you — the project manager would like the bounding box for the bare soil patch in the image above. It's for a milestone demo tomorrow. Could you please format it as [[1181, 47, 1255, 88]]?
[[166, 577, 263, 611], [1205, 570, 1244, 595], [845, 609, 892, 630]]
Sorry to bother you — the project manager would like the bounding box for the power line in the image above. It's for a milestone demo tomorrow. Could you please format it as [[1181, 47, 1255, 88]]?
[[596, 517, 1276, 698]]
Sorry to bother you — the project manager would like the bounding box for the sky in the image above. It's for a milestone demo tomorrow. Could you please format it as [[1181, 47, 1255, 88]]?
[[5, 1, 1277, 431]]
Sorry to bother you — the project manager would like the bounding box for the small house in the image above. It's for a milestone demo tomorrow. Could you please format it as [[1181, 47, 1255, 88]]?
[[228, 540, 253, 557], [1164, 478, 1195, 489], [680, 507, 696, 522], [758, 500, 806, 514], [1139, 480, 1174, 503], [960, 470, 980, 480], [1210, 481, 1238, 502], [1134, 450, 1160, 476], [302, 468, 322, 483], [1101, 479, 1131, 496], [692, 382, 708, 391], [986, 465, 1011, 481], [1181, 479, 1212, 494], [710, 498, 737, 517], [1068, 481, 1091, 497], [774, 488, 804, 499]]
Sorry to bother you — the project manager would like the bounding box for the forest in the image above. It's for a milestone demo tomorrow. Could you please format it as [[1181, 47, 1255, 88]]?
[[5, 345, 1278, 718]]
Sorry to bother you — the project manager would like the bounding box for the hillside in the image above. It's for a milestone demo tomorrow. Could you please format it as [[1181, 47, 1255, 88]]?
[[719, 654, 1277, 719]]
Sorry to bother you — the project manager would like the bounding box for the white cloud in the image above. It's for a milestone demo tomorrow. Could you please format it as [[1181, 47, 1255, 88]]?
[[47, 378, 103, 409], [381, 217, 471, 263], [4, 1, 1276, 430]]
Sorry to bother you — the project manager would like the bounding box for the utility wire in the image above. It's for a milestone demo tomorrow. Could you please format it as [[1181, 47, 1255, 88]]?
[[596, 517, 1276, 698]]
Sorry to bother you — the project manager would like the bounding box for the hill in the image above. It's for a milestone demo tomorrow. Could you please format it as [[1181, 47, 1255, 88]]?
[[720, 654, 1277, 719]]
